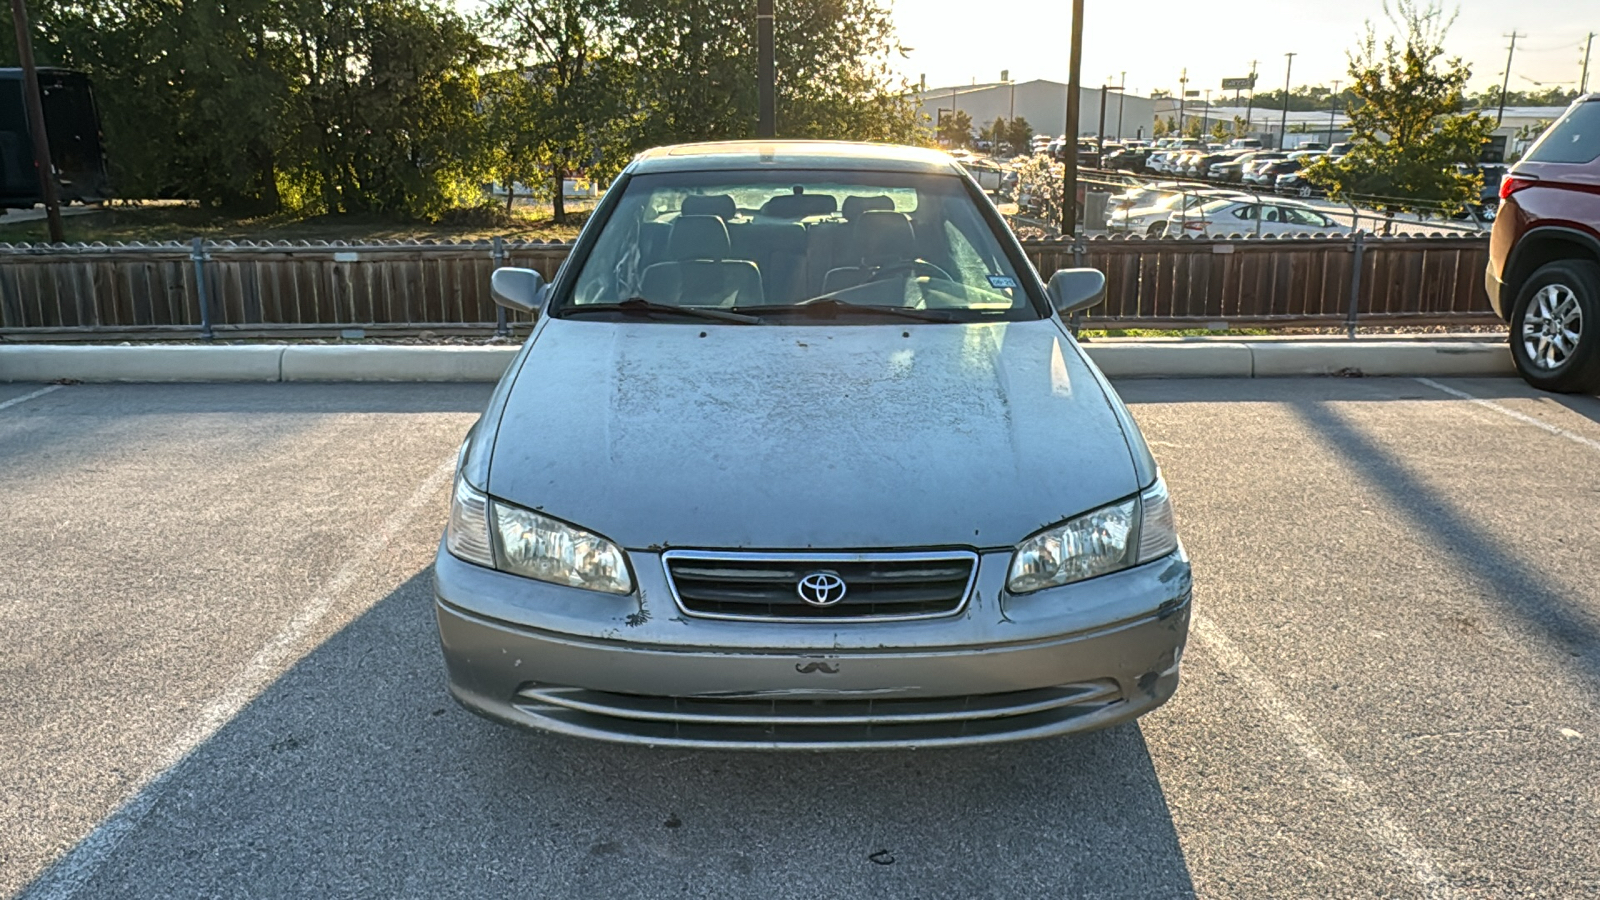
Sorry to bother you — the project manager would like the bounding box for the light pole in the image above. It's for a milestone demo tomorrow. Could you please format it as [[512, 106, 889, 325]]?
[[1177, 68, 1188, 133], [1116, 71, 1126, 140], [1244, 59, 1259, 137], [1326, 79, 1342, 145], [9, 0, 64, 243], [1279, 52, 1296, 149], [1061, 0, 1084, 235], [756, 0, 775, 137]]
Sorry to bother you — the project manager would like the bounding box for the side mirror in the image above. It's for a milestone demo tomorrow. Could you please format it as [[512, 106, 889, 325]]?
[[1045, 268, 1106, 316], [491, 267, 547, 314]]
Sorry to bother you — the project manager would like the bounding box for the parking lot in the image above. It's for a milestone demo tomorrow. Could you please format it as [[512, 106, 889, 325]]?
[[3, 376, 1598, 899]]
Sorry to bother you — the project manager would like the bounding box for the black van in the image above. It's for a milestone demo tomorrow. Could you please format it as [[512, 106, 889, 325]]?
[[0, 68, 110, 209]]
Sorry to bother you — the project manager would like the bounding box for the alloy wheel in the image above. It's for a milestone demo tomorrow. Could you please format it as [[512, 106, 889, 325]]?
[[1521, 283, 1583, 370]]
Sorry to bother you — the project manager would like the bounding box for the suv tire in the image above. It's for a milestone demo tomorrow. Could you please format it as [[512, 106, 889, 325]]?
[[1509, 260, 1600, 393]]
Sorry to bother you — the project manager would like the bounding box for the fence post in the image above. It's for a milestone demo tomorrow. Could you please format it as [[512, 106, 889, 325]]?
[[492, 235, 509, 337], [1345, 230, 1366, 339], [191, 237, 213, 341], [1069, 233, 1087, 337]]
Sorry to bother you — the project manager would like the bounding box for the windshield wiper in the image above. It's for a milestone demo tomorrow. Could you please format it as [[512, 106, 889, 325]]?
[[558, 297, 762, 325], [733, 298, 953, 323]]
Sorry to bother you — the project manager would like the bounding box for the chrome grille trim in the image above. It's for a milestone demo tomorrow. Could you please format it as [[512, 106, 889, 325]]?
[[516, 681, 1119, 726], [660, 549, 980, 622]]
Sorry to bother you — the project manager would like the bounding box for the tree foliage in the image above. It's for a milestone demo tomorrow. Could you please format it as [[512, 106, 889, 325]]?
[[1303, 0, 1494, 212], [1004, 117, 1034, 154], [3, 0, 919, 220], [937, 109, 973, 147]]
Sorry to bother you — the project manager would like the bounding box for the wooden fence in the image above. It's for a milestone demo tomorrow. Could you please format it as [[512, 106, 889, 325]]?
[[0, 233, 1497, 339]]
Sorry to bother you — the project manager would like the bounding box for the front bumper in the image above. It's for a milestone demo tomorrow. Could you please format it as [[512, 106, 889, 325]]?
[[433, 545, 1192, 750]]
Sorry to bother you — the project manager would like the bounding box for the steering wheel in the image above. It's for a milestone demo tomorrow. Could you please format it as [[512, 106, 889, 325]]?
[[868, 258, 954, 283]]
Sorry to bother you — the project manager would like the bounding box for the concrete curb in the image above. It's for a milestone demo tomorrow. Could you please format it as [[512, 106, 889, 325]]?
[[0, 344, 285, 383], [0, 340, 1515, 383], [279, 345, 520, 382], [1083, 342, 1254, 378]]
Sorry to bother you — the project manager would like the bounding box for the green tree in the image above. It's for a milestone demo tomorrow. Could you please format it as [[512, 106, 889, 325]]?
[[980, 116, 1006, 146], [1004, 116, 1034, 155], [480, 0, 637, 223], [617, 0, 918, 146], [1153, 116, 1175, 138], [937, 109, 973, 147], [1304, 0, 1493, 213]]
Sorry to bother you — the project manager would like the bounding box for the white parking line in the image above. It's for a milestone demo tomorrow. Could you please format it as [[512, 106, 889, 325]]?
[[1416, 377, 1600, 453], [1191, 614, 1458, 899], [0, 384, 62, 412], [25, 456, 456, 900]]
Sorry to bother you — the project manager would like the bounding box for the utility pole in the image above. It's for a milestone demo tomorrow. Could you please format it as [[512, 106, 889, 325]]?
[[1244, 59, 1259, 137], [1116, 71, 1126, 140], [1177, 68, 1188, 132], [1581, 32, 1595, 94], [756, 0, 775, 137], [1279, 52, 1296, 150], [1497, 31, 1526, 126], [1326, 79, 1342, 144], [1061, 0, 1084, 236], [9, 0, 64, 243], [1202, 88, 1212, 134]]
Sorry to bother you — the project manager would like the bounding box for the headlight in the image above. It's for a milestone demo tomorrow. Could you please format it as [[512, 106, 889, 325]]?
[[446, 475, 633, 595], [1006, 477, 1179, 594]]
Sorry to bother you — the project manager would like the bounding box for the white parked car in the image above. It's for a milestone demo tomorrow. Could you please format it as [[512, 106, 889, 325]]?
[[1108, 188, 1250, 235], [1164, 197, 1347, 237]]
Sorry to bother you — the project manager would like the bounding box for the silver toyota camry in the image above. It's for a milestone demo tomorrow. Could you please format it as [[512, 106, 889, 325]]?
[[435, 141, 1191, 749]]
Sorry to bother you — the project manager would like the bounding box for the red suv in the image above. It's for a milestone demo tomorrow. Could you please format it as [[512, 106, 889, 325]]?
[[1488, 94, 1600, 392]]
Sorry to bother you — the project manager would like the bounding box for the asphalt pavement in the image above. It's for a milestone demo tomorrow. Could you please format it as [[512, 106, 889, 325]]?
[[1, 376, 1597, 899]]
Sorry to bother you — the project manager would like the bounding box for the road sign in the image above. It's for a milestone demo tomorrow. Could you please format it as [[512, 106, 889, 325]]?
[[1184, 90, 1200, 98], [1222, 76, 1257, 90]]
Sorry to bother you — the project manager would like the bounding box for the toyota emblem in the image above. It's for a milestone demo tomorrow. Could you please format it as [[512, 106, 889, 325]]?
[[796, 571, 848, 607]]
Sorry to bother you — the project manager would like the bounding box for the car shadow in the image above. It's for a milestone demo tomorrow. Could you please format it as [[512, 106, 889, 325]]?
[[25, 569, 1196, 900]]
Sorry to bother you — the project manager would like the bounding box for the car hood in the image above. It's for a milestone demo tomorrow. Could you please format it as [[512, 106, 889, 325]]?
[[486, 318, 1140, 550]]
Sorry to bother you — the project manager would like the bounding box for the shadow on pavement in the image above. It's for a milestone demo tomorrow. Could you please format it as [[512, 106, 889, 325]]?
[[25, 570, 1195, 900], [1293, 400, 1600, 687]]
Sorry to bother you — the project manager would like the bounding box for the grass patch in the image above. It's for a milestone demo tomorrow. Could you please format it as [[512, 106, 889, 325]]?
[[0, 201, 592, 245]]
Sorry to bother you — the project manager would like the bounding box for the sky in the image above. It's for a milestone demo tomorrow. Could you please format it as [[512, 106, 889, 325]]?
[[892, 0, 1598, 100]]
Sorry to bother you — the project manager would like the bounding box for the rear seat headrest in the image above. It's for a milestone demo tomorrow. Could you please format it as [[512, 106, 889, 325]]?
[[681, 194, 737, 219], [856, 210, 916, 262], [668, 215, 731, 260], [759, 193, 837, 219], [842, 195, 895, 221]]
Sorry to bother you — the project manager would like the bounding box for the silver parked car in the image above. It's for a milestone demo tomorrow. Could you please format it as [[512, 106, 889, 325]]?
[[436, 141, 1191, 750]]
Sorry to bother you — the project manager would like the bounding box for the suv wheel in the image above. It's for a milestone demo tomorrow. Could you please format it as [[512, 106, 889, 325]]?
[[1509, 260, 1600, 393]]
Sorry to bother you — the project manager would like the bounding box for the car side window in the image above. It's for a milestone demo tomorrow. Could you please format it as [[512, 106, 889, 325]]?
[[1282, 207, 1321, 226], [1232, 205, 1256, 221]]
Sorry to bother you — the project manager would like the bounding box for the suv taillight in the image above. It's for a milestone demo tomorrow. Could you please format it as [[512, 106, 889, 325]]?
[[1499, 174, 1538, 200]]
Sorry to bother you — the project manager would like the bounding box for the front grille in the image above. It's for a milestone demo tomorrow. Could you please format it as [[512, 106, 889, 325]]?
[[512, 680, 1124, 749], [662, 551, 978, 621]]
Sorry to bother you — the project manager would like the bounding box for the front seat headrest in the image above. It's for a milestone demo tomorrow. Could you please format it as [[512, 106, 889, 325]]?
[[841, 195, 895, 221], [681, 194, 737, 219], [669, 215, 732, 260], [856, 210, 916, 263]]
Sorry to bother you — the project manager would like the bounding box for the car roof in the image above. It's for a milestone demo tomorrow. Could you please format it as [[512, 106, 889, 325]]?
[[627, 141, 964, 175]]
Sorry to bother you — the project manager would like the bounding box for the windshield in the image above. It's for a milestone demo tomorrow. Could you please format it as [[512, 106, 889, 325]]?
[[558, 169, 1042, 323]]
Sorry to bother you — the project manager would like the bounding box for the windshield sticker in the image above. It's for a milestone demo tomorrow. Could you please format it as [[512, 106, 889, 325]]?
[[987, 275, 1019, 289]]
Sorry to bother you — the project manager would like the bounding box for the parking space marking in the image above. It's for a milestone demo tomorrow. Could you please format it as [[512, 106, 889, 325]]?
[[1191, 613, 1458, 899], [1416, 378, 1600, 453], [0, 384, 62, 412], [25, 455, 457, 900]]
